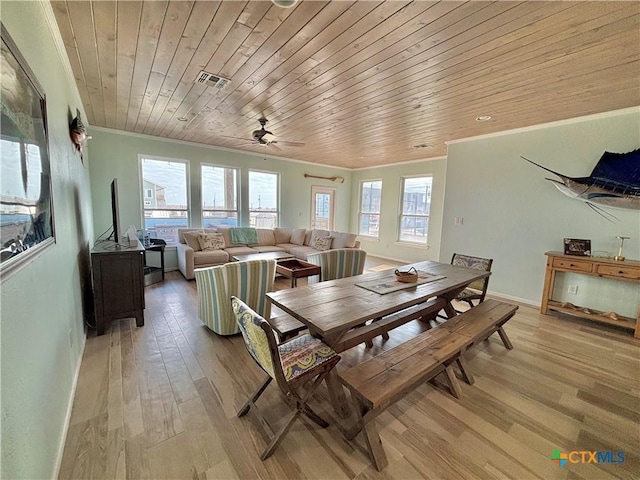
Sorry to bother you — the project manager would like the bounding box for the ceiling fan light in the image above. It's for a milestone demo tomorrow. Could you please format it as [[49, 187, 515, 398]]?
[[262, 132, 276, 143], [271, 0, 298, 7]]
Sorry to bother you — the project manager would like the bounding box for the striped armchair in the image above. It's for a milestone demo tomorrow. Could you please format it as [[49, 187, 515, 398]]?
[[194, 259, 276, 335], [306, 249, 367, 284]]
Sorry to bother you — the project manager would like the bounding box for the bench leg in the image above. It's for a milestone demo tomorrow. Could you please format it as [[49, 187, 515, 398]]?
[[351, 396, 388, 471], [456, 355, 475, 385], [497, 326, 513, 350], [444, 365, 462, 399]]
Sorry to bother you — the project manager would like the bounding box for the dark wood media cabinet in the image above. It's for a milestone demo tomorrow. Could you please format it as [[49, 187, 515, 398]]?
[[91, 240, 145, 335]]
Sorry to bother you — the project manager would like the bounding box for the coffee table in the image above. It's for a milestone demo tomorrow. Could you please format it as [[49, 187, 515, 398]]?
[[231, 251, 294, 262], [276, 259, 321, 288]]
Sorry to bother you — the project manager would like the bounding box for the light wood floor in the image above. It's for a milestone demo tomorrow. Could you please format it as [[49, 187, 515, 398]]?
[[59, 259, 639, 479]]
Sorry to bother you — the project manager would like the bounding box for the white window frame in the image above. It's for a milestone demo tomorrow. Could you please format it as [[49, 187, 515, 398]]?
[[201, 164, 239, 228], [139, 155, 190, 244], [358, 179, 382, 238], [398, 175, 432, 245], [248, 169, 280, 228]]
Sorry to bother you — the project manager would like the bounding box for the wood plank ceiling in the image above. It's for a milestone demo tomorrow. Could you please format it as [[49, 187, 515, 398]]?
[[51, 1, 640, 169]]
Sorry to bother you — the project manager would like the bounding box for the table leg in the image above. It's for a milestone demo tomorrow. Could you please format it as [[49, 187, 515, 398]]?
[[442, 301, 458, 319], [325, 370, 350, 418], [291, 277, 297, 288]]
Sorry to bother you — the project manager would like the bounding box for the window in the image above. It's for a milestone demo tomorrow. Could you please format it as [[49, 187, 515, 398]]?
[[358, 180, 382, 237], [140, 157, 188, 244], [249, 170, 279, 228], [144, 188, 153, 198], [201, 165, 239, 228], [399, 176, 432, 244]]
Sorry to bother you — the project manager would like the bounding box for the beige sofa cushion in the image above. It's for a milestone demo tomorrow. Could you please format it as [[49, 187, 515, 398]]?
[[289, 245, 319, 260], [330, 231, 357, 249], [183, 231, 202, 251], [273, 227, 292, 244], [216, 227, 234, 246], [290, 228, 306, 245], [304, 229, 313, 245], [193, 249, 229, 265], [252, 228, 275, 246], [224, 246, 259, 256]]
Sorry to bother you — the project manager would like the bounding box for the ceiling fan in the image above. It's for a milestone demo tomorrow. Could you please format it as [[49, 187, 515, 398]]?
[[223, 118, 305, 151]]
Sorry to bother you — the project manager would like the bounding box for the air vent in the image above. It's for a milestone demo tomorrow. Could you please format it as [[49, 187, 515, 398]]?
[[195, 71, 230, 89]]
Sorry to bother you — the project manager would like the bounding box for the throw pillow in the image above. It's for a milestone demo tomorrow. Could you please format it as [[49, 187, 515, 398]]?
[[309, 229, 329, 247], [290, 228, 306, 246], [312, 235, 333, 251], [330, 231, 357, 249], [183, 231, 202, 251], [198, 232, 226, 251]]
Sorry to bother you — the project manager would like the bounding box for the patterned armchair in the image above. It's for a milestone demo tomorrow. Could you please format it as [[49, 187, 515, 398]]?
[[194, 259, 276, 335], [306, 248, 367, 284], [451, 253, 493, 308], [231, 296, 340, 460]]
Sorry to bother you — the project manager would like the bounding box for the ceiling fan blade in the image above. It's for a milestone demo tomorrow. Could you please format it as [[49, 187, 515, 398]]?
[[221, 135, 254, 142], [277, 140, 305, 147]]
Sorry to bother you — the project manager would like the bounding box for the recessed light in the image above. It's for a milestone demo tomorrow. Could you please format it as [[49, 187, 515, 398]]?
[[177, 117, 188, 122], [271, 0, 297, 7], [475, 115, 492, 122]]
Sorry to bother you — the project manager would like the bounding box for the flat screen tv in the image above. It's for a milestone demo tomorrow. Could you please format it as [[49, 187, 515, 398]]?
[[110, 178, 122, 243]]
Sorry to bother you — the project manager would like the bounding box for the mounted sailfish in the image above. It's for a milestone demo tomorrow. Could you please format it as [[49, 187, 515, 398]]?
[[523, 148, 640, 220]]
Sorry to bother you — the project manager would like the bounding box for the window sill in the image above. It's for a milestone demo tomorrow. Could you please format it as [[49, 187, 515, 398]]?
[[357, 235, 380, 243], [393, 241, 430, 250]]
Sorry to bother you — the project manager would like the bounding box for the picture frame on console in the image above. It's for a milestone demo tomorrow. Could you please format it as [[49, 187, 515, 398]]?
[[0, 24, 55, 280]]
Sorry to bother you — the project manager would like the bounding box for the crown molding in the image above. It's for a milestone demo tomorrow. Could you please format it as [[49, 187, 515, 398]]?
[[446, 106, 640, 146]]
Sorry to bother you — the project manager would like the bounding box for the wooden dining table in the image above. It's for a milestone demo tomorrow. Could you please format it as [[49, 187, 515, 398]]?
[[267, 260, 490, 415]]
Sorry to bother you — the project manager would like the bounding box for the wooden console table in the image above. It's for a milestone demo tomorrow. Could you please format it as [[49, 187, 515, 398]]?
[[541, 251, 640, 338]]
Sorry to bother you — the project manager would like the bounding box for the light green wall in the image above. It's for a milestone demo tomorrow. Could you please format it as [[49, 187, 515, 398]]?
[[441, 109, 640, 314], [350, 158, 447, 263], [88, 128, 352, 243], [1, 2, 94, 479]]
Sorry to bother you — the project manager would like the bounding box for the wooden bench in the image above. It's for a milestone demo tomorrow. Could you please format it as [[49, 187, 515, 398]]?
[[339, 299, 518, 470]]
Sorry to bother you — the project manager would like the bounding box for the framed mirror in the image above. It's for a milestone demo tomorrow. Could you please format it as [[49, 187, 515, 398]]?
[[1, 24, 55, 280]]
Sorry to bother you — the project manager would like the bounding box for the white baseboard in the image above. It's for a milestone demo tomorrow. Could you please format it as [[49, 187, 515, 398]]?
[[53, 330, 87, 479], [486, 290, 539, 308]]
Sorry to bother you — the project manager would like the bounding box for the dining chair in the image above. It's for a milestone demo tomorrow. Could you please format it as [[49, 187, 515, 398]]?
[[451, 253, 493, 308], [306, 248, 367, 284], [231, 296, 341, 460], [194, 259, 275, 335]]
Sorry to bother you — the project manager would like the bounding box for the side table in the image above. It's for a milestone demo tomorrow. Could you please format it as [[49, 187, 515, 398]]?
[[144, 243, 165, 286]]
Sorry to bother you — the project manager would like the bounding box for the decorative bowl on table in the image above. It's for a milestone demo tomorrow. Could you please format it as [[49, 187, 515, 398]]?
[[394, 267, 418, 283]]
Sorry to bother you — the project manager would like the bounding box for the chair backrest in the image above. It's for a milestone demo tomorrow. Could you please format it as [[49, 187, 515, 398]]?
[[231, 296, 278, 377], [451, 253, 493, 294], [194, 259, 276, 335], [306, 249, 367, 284]]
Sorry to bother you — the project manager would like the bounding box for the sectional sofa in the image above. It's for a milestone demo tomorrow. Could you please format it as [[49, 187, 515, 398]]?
[[176, 226, 361, 280]]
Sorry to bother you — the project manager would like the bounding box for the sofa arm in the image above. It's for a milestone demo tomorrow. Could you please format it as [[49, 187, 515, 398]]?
[[176, 242, 195, 280]]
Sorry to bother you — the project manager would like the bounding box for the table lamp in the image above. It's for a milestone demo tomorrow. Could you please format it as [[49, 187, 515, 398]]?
[[614, 236, 630, 261]]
